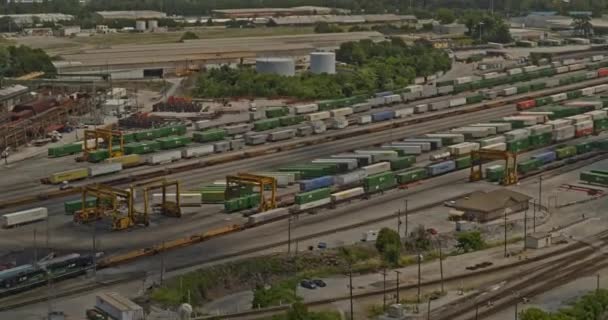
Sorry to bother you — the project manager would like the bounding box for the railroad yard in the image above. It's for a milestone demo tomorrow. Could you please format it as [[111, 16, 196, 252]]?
[[5, 12, 608, 320]]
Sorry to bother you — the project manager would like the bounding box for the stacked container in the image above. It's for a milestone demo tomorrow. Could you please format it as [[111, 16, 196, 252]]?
[[448, 142, 480, 156]]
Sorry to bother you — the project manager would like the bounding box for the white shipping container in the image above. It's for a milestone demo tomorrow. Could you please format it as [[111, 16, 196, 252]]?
[[384, 94, 402, 104], [295, 104, 319, 114], [257, 172, 296, 184], [555, 66, 569, 74], [550, 93, 567, 102], [335, 170, 367, 185], [307, 111, 331, 121], [507, 68, 523, 75], [562, 58, 576, 65], [382, 144, 422, 155], [395, 108, 414, 118], [482, 142, 507, 151], [147, 151, 181, 165], [214, 141, 230, 152], [594, 84, 608, 93], [152, 193, 202, 206], [255, 173, 290, 187], [516, 113, 547, 124], [483, 72, 499, 79], [587, 71, 597, 79], [361, 162, 391, 176], [448, 142, 480, 156], [368, 97, 386, 107], [269, 129, 296, 141], [523, 65, 539, 72], [480, 136, 506, 147], [575, 120, 593, 130], [248, 208, 290, 225], [437, 85, 454, 95], [502, 87, 517, 96], [455, 76, 472, 85], [352, 102, 373, 113], [430, 100, 450, 110], [528, 124, 552, 135], [358, 115, 372, 124], [585, 110, 607, 120], [224, 124, 252, 135], [88, 163, 122, 177], [503, 116, 537, 125], [553, 125, 575, 141], [568, 63, 585, 71], [2, 207, 48, 228], [581, 87, 595, 96], [391, 141, 431, 151], [470, 122, 512, 133], [449, 97, 467, 107], [564, 100, 604, 110], [331, 187, 365, 202], [194, 120, 213, 131], [425, 133, 465, 144], [505, 129, 530, 141], [592, 55, 604, 62], [330, 107, 354, 117], [182, 145, 214, 158], [414, 104, 428, 113], [407, 85, 424, 92], [96, 292, 144, 320], [546, 119, 572, 129], [296, 197, 331, 211], [566, 114, 592, 123], [312, 158, 358, 170]]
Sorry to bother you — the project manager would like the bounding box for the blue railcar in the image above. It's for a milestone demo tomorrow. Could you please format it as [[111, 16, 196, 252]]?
[[299, 176, 335, 192], [371, 111, 396, 122]]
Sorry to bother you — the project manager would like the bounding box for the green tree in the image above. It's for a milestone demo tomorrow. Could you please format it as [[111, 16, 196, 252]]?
[[375, 228, 401, 254], [0, 17, 20, 33], [314, 21, 342, 33], [519, 308, 553, 320], [0, 45, 56, 78], [436, 8, 456, 24], [455, 231, 485, 253], [572, 15, 593, 38], [205, 18, 213, 26], [180, 31, 199, 41], [407, 225, 433, 251]]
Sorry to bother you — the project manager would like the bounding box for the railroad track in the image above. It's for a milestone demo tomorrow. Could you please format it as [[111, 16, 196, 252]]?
[[3, 76, 608, 209]]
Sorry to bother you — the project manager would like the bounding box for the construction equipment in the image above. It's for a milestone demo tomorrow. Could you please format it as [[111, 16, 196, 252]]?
[[226, 173, 277, 211], [470, 149, 518, 185], [83, 128, 125, 159], [74, 184, 135, 231], [138, 179, 182, 225]]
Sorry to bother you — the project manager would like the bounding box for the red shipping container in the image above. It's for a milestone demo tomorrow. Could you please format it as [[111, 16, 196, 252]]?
[[598, 68, 608, 77], [10, 110, 34, 121], [517, 99, 536, 110], [576, 128, 593, 137]]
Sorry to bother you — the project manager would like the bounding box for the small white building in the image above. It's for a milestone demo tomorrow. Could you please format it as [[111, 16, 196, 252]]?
[[526, 232, 552, 249]]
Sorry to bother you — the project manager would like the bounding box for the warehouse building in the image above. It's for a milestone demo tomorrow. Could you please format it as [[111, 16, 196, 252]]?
[[270, 14, 416, 26], [453, 189, 531, 222], [212, 6, 346, 18], [95, 11, 166, 20], [0, 85, 30, 113], [0, 13, 74, 26]]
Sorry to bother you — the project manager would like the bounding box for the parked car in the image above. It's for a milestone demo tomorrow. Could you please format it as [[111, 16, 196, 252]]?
[[312, 279, 326, 288], [426, 228, 438, 235], [317, 242, 327, 249], [300, 280, 317, 289]]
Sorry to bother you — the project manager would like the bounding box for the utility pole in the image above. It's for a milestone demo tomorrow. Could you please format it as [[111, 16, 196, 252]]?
[[438, 239, 444, 293], [382, 268, 387, 310], [404, 199, 409, 240], [46, 209, 50, 250], [395, 270, 401, 303], [92, 222, 97, 280], [287, 215, 292, 254], [538, 175, 543, 209], [417, 252, 422, 306], [349, 263, 354, 320], [160, 242, 165, 285], [532, 199, 537, 233], [523, 209, 528, 251], [597, 274, 601, 293], [475, 304, 479, 319], [427, 299, 432, 320], [515, 302, 518, 320], [504, 209, 508, 257], [397, 208, 401, 238]]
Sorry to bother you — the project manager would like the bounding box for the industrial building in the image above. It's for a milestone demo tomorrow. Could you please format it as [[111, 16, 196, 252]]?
[[256, 57, 296, 76], [452, 189, 531, 222], [0, 85, 30, 114], [212, 6, 345, 18], [95, 11, 166, 20], [270, 14, 416, 26], [525, 232, 553, 249], [433, 23, 468, 35], [0, 13, 74, 26]]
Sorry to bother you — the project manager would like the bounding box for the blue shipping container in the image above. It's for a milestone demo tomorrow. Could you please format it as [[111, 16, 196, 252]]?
[[532, 151, 556, 164], [371, 111, 396, 122], [375, 91, 394, 98], [299, 176, 335, 192], [428, 160, 456, 176]]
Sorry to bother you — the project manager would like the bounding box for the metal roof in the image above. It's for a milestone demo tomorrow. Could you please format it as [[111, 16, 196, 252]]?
[[0, 85, 29, 100], [453, 189, 531, 214]]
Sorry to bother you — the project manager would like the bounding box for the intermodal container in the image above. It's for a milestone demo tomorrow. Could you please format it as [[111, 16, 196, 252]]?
[[295, 188, 331, 205], [224, 123, 252, 136], [381, 145, 422, 155], [355, 150, 399, 162], [2, 208, 47, 228], [245, 133, 268, 145], [248, 208, 290, 225], [396, 168, 428, 184], [88, 163, 122, 177], [307, 111, 331, 121], [331, 187, 365, 202], [403, 138, 443, 149], [312, 158, 358, 170], [352, 103, 372, 113], [363, 171, 397, 193], [424, 133, 465, 145], [576, 141, 594, 154], [580, 172, 608, 185], [296, 197, 331, 211], [192, 129, 226, 143], [528, 132, 553, 147], [507, 138, 530, 153], [104, 154, 141, 167], [156, 136, 191, 150], [147, 150, 181, 164], [371, 111, 395, 122], [299, 176, 334, 192], [389, 156, 416, 171], [295, 104, 319, 114], [518, 159, 541, 174], [486, 165, 504, 182], [449, 97, 467, 107], [479, 136, 506, 147], [455, 156, 472, 169], [253, 118, 281, 131], [182, 145, 214, 158], [428, 160, 456, 176], [448, 142, 480, 156], [268, 129, 296, 142], [391, 142, 431, 152], [230, 139, 245, 151], [265, 107, 289, 118], [482, 142, 507, 151], [532, 151, 556, 164], [554, 125, 575, 141], [555, 145, 577, 159], [335, 170, 367, 186], [332, 153, 373, 166], [48, 168, 88, 184], [594, 118, 608, 133], [214, 141, 230, 153], [361, 162, 391, 176], [64, 197, 98, 215]]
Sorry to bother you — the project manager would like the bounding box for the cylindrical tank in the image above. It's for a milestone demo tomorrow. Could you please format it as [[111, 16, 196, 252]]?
[[256, 57, 295, 76], [148, 20, 158, 30], [310, 51, 336, 74], [135, 20, 146, 31]]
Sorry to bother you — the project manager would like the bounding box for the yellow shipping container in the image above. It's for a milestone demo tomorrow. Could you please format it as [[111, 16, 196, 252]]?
[[49, 168, 89, 184], [104, 154, 141, 168]]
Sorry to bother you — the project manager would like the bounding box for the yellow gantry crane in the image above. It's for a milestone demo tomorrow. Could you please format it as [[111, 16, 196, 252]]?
[[226, 173, 277, 212], [83, 128, 125, 159], [139, 178, 182, 226], [75, 184, 135, 231], [470, 149, 518, 185]]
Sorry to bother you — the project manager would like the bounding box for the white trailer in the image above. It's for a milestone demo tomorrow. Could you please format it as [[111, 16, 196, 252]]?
[[152, 193, 202, 206], [88, 163, 122, 177], [95, 292, 144, 320], [2, 207, 48, 228], [147, 151, 181, 165]]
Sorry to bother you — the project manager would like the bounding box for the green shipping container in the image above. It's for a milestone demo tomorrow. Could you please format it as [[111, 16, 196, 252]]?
[[364, 172, 397, 193], [530, 83, 546, 91], [576, 142, 594, 154], [279, 116, 304, 127], [135, 129, 159, 141], [528, 132, 553, 148], [555, 145, 577, 159], [593, 139, 608, 150], [455, 156, 472, 169], [247, 193, 260, 208], [124, 142, 160, 155], [266, 107, 289, 118], [567, 90, 583, 99], [486, 166, 504, 182], [88, 149, 110, 163], [516, 85, 530, 94], [165, 124, 187, 136], [122, 133, 136, 144], [594, 119, 608, 133], [295, 188, 331, 205], [201, 190, 225, 203], [390, 156, 416, 171], [156, 136, 191, 149], [466, 95, 483, 104], [253, 118, 281, 131], [64, 197, 103, 215], [48, 143, 83, 157], [192, 129, 226, 143], [508, 139, 530, 153], [396, 168, 428, 184], [535, 97, 551, 107], [518, 159, 541, 174], [224, 197, 249, 213], [580, 172, 608, 186]]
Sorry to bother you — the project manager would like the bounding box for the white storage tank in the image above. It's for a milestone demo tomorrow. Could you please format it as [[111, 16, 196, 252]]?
[[147, 20, 158, 30], [256, 57, 295, 76], [135, 20, 146, 32], [310, 52, 336, 74]]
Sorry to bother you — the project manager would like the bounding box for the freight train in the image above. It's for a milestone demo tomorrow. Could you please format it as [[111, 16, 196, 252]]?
[[0, 253, 97, 297]]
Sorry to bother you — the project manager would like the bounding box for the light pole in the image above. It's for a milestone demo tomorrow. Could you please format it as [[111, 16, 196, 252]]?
[[395, 270, 402, 303], [382, 268, 387, 310], [504, 209, 509, 257], [438, 239, 444, 293], [478, 22, 484, 42], [349, 263, 354, 320], [523, 209, 528, 251]]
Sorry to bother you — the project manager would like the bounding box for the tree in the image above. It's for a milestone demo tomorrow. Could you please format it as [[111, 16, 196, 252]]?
[[179, 31, 199, 42], [406, 225, 433, 251], [266, 19, 278, 27], [314, 22, 342, 34], [0, 45, 56, 78], [519, 308, 553, 320], [0, 17, 20, 33], [205, 18, 213, 26], [375, 228, 401, 254], [572, 15, 593, 38], [436, 8, 455, 24], [455, 231, 485, 253]]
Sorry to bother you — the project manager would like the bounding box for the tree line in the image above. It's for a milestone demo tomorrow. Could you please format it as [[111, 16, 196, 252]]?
[[1, 0, 606, 17], [0, 45, 56, 78], [194, 38, 451, 100]]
